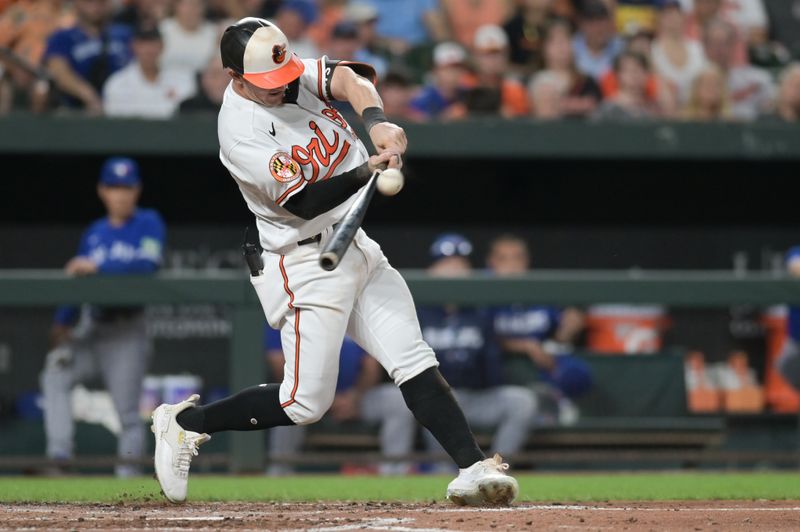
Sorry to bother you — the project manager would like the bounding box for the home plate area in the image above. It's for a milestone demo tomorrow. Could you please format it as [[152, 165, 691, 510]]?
[[4, 501, 800, 530]]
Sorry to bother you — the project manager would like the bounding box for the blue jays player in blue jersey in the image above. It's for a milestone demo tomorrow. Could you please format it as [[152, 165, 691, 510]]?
[[487, 234, 591, 405], [419, 234, 537, 460], [40, 157, 165, 477], [777, 246, 800, 391]]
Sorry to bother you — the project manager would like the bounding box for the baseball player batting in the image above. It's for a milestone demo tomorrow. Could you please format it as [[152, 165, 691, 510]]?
[[150, 17, 518, 506]]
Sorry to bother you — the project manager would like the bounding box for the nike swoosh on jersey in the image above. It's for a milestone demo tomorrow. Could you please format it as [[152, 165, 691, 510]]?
[[269, 123, 276, 136]]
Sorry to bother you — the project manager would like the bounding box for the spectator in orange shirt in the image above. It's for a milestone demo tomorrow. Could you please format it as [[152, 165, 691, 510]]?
[[408, 42, 469, 120], [541, 18, 603, 118], [593, 50, 660, 120], [0, 0, 71, 111], [599, 28, 678, 115], [464, 24, 529, 117], [441, 0, 511, 49]]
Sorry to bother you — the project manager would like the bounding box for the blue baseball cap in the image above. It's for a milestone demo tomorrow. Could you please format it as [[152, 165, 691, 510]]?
[[99, 157, 141, 186], [430, 233, 473, 260]]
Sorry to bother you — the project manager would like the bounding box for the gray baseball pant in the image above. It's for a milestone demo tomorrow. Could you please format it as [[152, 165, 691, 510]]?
[[40, 316, 151, 477]]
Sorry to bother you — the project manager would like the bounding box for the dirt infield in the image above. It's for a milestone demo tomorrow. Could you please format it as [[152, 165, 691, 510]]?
[[4, 501, 799, 531]]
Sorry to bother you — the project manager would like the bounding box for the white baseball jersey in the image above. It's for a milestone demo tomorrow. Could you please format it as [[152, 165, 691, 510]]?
[[218, 56, 371, 251]]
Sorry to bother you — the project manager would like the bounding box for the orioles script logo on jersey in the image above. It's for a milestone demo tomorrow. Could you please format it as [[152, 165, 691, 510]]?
[[272, 44, 287, 64], [291, 119, 351, 183], [269, 152, 302, 183]]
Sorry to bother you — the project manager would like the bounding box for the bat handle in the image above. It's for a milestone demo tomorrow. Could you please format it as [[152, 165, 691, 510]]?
[[319, 251, 339, 271]]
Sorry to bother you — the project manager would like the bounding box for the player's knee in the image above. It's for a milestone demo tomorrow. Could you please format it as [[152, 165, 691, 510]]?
[[285, 388, 336, 426]]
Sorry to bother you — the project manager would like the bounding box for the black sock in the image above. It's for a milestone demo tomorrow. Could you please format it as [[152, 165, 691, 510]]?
[[176, 384, 294, 433], [400, 367, 485, 468]]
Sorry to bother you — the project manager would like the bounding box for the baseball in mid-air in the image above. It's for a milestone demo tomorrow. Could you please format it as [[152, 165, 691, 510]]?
[[377, 168, 404, 196]]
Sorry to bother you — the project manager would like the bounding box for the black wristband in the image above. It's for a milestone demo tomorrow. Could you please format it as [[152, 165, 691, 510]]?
[[362, 106, 388, 131]]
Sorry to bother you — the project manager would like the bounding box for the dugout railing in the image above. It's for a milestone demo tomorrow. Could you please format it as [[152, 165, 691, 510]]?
[[1, 269, 799, 471]]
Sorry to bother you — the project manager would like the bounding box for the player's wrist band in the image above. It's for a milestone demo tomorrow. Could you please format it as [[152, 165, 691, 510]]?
[[362, 106, 388, 131]]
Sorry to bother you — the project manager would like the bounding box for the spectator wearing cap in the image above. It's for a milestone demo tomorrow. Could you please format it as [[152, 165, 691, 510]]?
[[769, 63, 800, 123], [41, 157, 165, 477], [419, 234, 537, 464], [441, 0, 510, 50], [43, 0, 133, 112], [344, 2, 389, 80], [273, 0, 319, 60], [683, 63, 731, 120], [408, 42, 469, 120], [361, 0, 449, 55], [158, 0, 218, 74], [103, 25, 195, 118], [572, 0, 624, 81], [179, 54, 229, 113], [378, 70, 418, 120], [703, 17, 773, 121], [594, 50, 661, 120], [651, 0, 706, 105], [486, 234, 590, 426], [539, 19, 603, 118], [503, 0, 555, 76], [683, 0, 767, 49], [462, 24, 529, 117]]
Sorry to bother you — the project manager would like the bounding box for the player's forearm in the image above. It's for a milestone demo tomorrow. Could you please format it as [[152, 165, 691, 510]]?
[[282, 161, 372, 220]]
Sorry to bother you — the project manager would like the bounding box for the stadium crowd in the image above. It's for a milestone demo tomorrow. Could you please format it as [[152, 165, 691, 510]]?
[[1, 0, 799, 122]]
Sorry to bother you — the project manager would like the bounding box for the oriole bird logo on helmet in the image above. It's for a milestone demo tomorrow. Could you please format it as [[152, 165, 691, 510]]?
[[272, 44, 287, 64]]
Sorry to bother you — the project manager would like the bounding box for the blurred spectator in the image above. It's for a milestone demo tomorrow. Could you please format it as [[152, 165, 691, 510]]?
[[159, 0, 218, 74], [43, 0, 132, 113], [306, 0, 346, 53], [463, 24, 529, 117], [179, 54, 228, 113], [683, 63, 731, 120], [408, 42, 468, 120], [441, 0, 510, 49], [527, 70, 568, 119], [103, 25, 195, 118], [420, 234, 537, 461], [326, 21, 360, 61], [703, 17, 773, 121], [541, 18, 602, 118], [572, 0, 623, 81], [651, 0, 706, 104], [265, 330, 415, 476], [769, 63, 800, 123], [0, 0, 70, 113], [40, 157, 165, 477], [776, 247, 800, 391], [593, 50, 659, 120], [681, 0, 768, 47], [344, 3, 388, 79], [274, 0, 319, 59], [378, 69, 417, 120], [503, 0, 554, 75], [362, 0, 449, 55], [114, 0, 170, 29]]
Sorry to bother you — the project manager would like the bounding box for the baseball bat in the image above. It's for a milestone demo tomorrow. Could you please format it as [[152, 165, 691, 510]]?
[[319, 168, 382, 271]]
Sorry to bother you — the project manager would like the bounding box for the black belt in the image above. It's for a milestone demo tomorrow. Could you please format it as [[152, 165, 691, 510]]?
[[297, 223, 338, 246], [297, 233, 322, 246]]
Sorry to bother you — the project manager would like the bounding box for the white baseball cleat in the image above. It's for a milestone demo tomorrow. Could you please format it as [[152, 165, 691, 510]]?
[[151, 394, 210, 503], [446, 453, 520, 506]]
